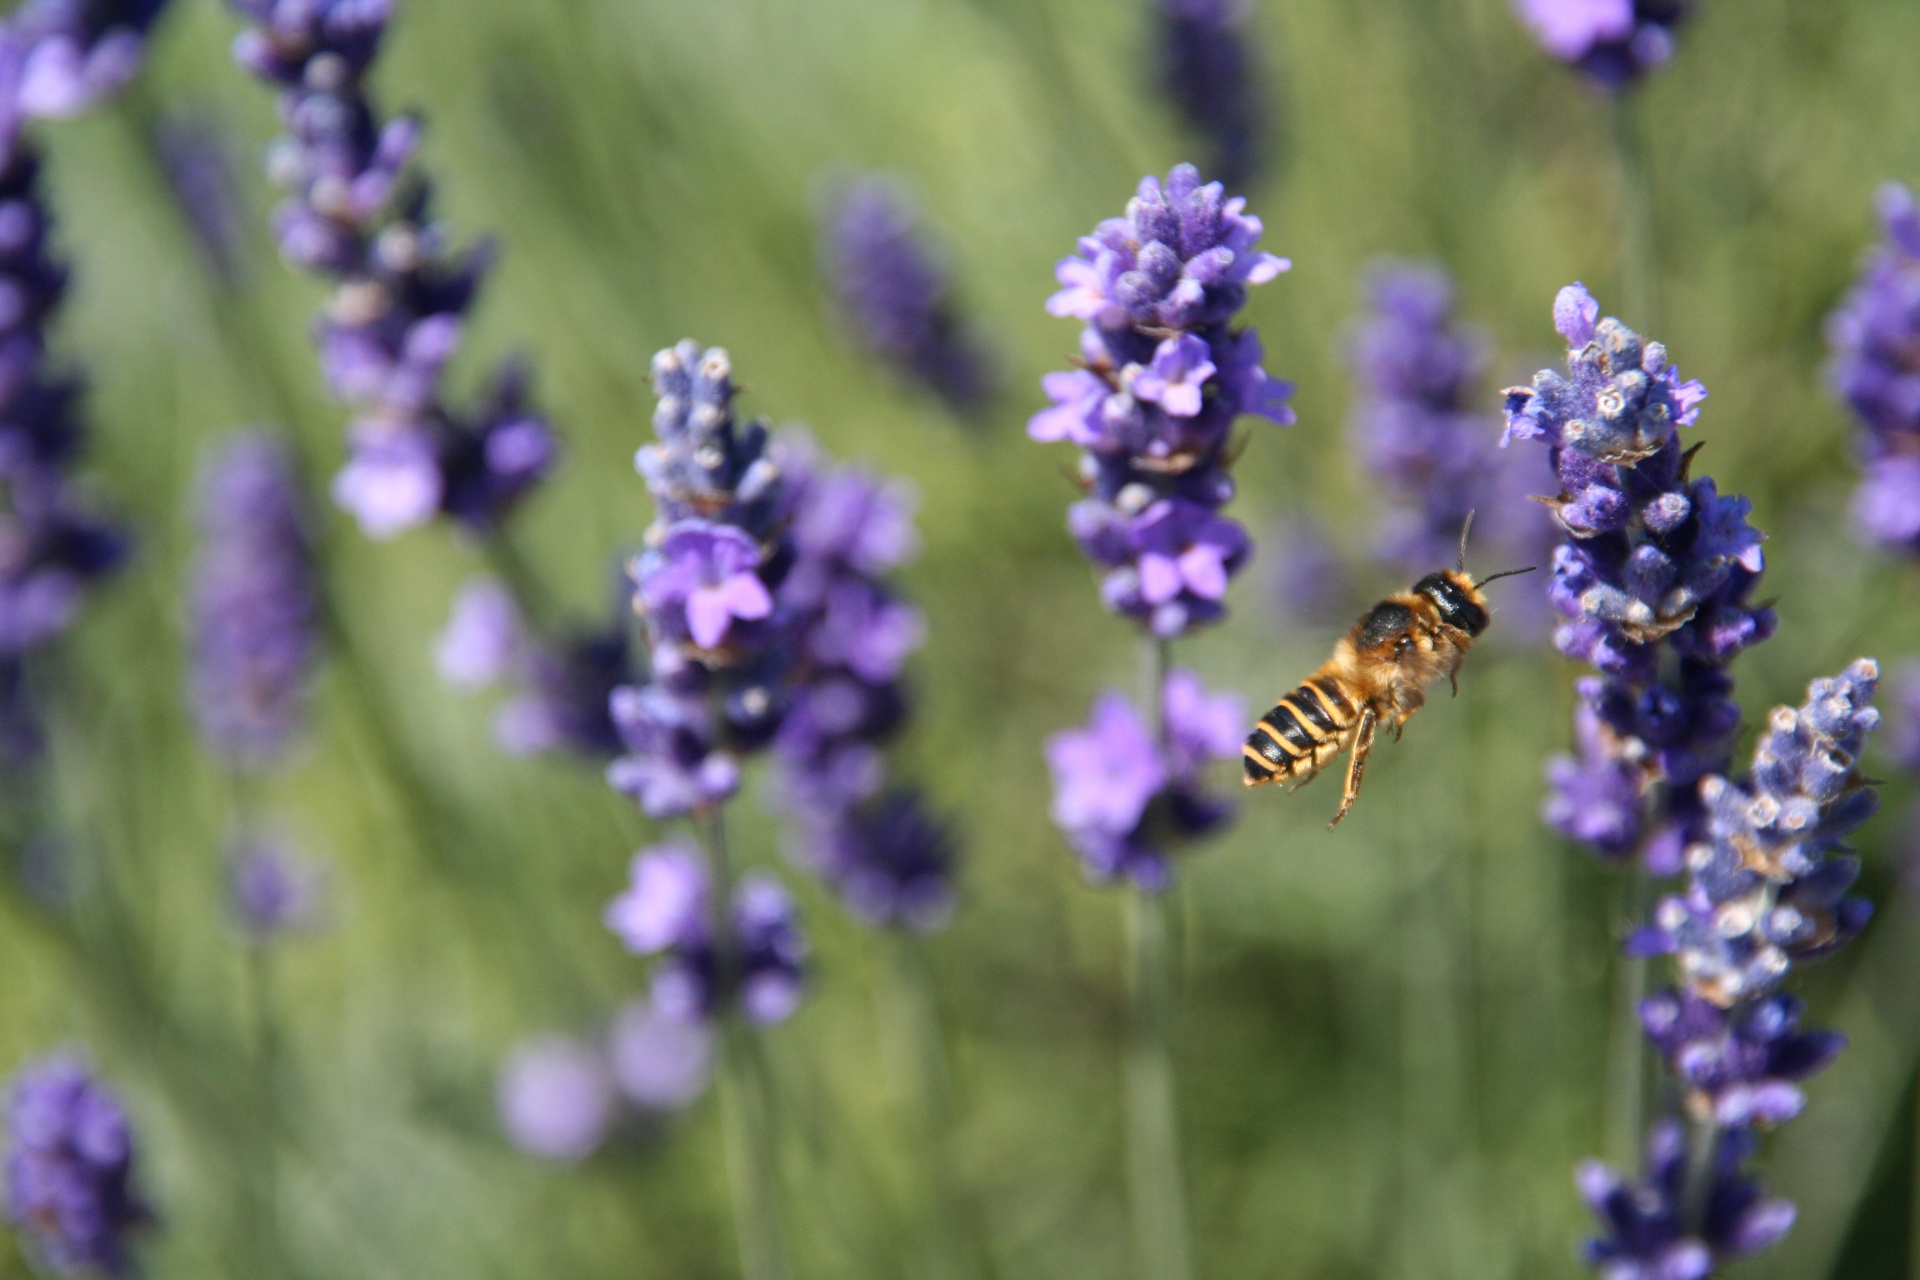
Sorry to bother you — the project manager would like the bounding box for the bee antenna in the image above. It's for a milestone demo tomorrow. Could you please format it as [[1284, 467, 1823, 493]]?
[[1476, 565, 1538, 587], [1456, 510, 1476, 574]]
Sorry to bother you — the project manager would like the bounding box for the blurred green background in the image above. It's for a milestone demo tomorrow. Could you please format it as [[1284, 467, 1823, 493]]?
[[4, 0, 1920, 1276]]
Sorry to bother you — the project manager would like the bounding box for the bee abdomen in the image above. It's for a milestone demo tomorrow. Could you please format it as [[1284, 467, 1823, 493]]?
[[1243, 678, 1355, 785]]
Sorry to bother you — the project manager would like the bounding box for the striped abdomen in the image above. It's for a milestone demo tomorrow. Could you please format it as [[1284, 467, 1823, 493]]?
[[1243, 674, 1360, 786]]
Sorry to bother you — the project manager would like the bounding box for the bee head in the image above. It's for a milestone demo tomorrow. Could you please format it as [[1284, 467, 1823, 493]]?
[[1413, 570, 1491, 637]]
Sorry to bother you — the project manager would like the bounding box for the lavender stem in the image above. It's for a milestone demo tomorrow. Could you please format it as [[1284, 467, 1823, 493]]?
[[886, 933, 996, 1280], [701, 808, 793, 1280], [1127, 636, 1193, 1280], [1610, 97, 1656, 333]]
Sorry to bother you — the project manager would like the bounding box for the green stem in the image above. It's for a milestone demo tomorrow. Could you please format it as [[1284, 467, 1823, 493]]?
[[1126, 636, 1192, 1280], [248, 943, 287, 1279], [700, 809, 792, 1280], [1610, 96, 1656, 329], [887, 934, 996, 1280], [1126, 887, 1193, 1280]]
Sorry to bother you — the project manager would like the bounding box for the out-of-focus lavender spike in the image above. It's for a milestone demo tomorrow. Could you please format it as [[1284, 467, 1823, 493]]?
[[188, 432, 319, 771], [1888, 661, 1920, 774], [496, 1034, 614, 1163], [1151, 0, 1268, 192], [1577, 1119, 1792, 1278], [821, 175, 997, 417], [152, 109, 247, 285], [4, 1053, 151, 1276], [1513, 0, 1689, 90], [1347, 261, 1554, 591], [609, 999, 714, 1111], [225, 0, 557, 540], [603, 841, 807, 1027], [1827, 183, 1920, 553], [10, 0, 172, 120], [1506, 283, 1765, 872], [227, 832, 328, 942], [1045, 669, 1241, 892]]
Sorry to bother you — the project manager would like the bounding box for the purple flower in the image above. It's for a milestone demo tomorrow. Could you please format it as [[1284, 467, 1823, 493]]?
[[496, 1036, 613, 1163], [634, 521, 774, 652], [227, 834, 327, 941], [799, 789, 956, 931], [1638, 661, 1881, 1006], [1577, 1120, 1793, 1280], [820, 175, 996, 415], [1828, 184, 1920, 554], [604, 841, 710, 955], [1045, 671, 1239, 890], [1348, 262, 1553, 578], [188, 433, 318, 770], [733, 874, 807, 1024], [5, 1054, 150, 1276], [1514, 0, 1688, 90], [1888, 662, 1920, 774], [9, 0, 171, 120], [1033, 164, 1290, 639], [1152, 0, 1267, 191], [609, 1000, 713, 1111], [1131, 335, 1217, 418], [1505, 286, 1768, 866], [435, 577, 522, 688], [227, 0, 556, 539], [1639, 991, 1846, 1129]]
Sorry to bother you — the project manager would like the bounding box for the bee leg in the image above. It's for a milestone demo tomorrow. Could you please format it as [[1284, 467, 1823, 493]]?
[[1450, 672, 1459, 698], [1329, 708, 1378, 829]]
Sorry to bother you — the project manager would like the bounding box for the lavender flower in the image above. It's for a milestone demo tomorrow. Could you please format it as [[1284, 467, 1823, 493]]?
[[434, 577, 632, 760], [609, 342, 797, 823], [1827, 183, 1920, 552], [1045, 669, 1241, 891], [1151, 0, 1267, 191], [1888, 661, 1920, 774], [1513, 0, 1689, 90], [9, 0, 171, 119], [821, 176, 996, 415], [609, 999, 714, 1111], [496, 1035, 614, 1163], [1634, 660, 1880, 1007], [0, 0, 169, 676], [188, 433, 318, 770], [227, 0, 556, 539], [603, 841, 807, 1026], [1638, 991, 1845, 1129], [1577, 1120, 1793, 1280], [1348, 262, 1554, 581], [800, 789, 956, 932], [4, 1054, 149, 1276], [227, 834, 327, 941], [1032, 163, 1292, 639], [1505, 284, 1768, 871]]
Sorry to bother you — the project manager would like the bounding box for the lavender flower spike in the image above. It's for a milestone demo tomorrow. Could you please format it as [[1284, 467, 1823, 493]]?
[[1045, 669, 1241, 891], [227, 0, 557, 538], [1152, 0, 1268, 191], [10, 0, 173, 119], [1513, 0, 1689, 90], [1033, 163, 1292, 639], [821, 176, 996, 415], [1506, 283, 1767, 872], [1827, 183, 1920, 552], [188, 432, 318, 770], [5, 1053, 150, 1277]]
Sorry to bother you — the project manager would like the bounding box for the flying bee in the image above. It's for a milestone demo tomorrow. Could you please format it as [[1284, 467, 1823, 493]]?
[[1243, 517, 1534, 828]]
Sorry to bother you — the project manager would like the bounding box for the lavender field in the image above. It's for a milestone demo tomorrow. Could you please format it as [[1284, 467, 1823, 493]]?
[[1, 1, 1918, 1277]]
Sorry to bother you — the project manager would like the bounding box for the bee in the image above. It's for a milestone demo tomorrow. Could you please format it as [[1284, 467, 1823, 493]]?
[[1243, 518, 1533, 828]]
